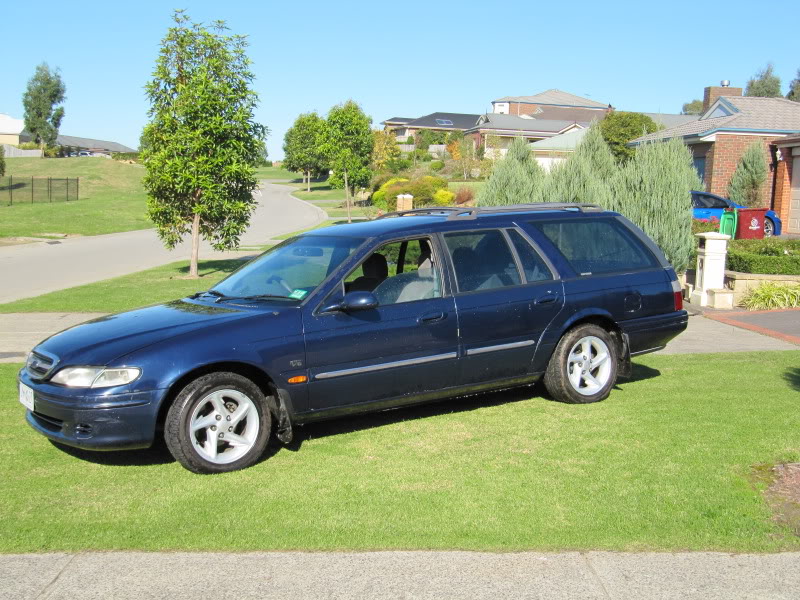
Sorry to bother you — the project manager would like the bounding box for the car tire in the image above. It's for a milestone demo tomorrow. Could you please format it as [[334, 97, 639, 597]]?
[[764, 218, 774, 237], [164, 372, 271, 474], [543, 324, 618, 404]]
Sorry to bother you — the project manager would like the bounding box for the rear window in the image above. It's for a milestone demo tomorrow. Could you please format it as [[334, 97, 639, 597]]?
[[530, 219, 658, 276]]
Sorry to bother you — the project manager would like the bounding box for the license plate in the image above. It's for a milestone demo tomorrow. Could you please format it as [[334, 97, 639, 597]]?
[[19, 383, 34, 411]]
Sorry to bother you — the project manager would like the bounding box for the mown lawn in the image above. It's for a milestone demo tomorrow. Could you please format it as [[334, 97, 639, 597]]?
[[2, 352, 799, 553], [254, 165, 300, 180], [0, 158, 150, 238], [0, 258, 250, 313]]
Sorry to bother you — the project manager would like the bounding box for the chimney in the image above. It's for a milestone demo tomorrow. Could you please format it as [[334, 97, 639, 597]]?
[[703, 80, 742, 112]]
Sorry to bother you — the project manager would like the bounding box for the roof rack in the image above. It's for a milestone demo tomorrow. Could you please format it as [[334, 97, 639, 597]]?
[[375, 203, 604, 221]]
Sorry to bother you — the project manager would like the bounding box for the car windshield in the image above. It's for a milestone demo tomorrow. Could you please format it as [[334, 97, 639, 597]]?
[[210, 235, 364, 301]]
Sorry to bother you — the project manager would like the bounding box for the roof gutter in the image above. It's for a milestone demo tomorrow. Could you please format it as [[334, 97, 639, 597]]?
[[628, 127, 800, 147]]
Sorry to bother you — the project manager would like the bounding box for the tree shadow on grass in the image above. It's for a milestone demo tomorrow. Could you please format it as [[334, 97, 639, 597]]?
[[784, 367, 800, 392], [50, 439, 175, 467]]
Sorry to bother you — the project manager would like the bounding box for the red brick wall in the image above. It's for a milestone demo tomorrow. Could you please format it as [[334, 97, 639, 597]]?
[[706, 134, 780, 206], [772, 147, 794, 225]]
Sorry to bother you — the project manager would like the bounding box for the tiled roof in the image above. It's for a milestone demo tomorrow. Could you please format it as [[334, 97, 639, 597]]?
[[382, 117, 416, 124], [405, 112, 481, 129], [56, 135, 136, 153], [640, 113, 699, 128], [468, 113, 587, 134], [493, 89, 608, 109], [529, 127, 588, 151], [633, 96, 800, 144]]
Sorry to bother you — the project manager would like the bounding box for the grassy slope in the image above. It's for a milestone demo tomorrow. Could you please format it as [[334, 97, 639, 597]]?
[[0, 259, 249, 313], [2, 352, 799, 553], [0, 158, 150, 238], [254, 165, 300, 180]]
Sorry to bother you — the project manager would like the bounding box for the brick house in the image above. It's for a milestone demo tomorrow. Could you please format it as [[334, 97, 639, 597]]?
[[632, 84, 800, 234], [464, 113, 586, 158], [773, 134, 800, 233], [491, 89, 611, 122]]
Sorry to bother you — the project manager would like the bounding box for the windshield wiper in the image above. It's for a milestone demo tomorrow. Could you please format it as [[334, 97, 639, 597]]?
[[189, 289, 227, 299]]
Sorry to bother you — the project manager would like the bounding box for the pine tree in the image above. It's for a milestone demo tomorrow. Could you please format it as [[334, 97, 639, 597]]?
[[539, 124, 616, 207], [477, 137, 545, 206], [611, 138, 701, 272], [727, 142, 768, 207]]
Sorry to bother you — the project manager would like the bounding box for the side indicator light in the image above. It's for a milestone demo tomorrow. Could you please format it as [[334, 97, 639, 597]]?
[[288, 375, 307, 384]]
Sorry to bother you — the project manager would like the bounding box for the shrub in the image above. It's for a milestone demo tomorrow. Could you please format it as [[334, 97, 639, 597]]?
[[379, 175, 449, 210], [386, 157, 411, 173], [431, 189, 455, 206], [742, 282, 800, 310], [478, 137, 545, 206], [112, 152, 141, 162], [17, 142, 39, 150], [692, 218, 720, 234], [727, 142, 767, 207], [726, 252, 800, 275], [430, 160, 444, 172], [406, 136, 415, 146], [371, 176, 409, 210], [454, 186, 474, 205], [0, 144, 4, 177]]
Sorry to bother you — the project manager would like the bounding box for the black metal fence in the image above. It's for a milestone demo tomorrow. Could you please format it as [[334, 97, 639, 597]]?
[[0, 177, 79, 206]]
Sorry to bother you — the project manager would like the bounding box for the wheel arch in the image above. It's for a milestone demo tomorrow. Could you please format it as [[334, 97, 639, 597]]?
[[556, 312, 631, 377], [155, 361, 283, 436]]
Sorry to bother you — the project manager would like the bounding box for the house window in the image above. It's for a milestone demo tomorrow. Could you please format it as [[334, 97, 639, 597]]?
[[435, 119, 454, 126], [693, 157, 706, 182]]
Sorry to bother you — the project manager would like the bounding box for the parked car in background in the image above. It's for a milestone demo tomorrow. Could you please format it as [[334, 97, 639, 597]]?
[[691, 190, 782, 237], [19, 203, 688, 473], [77, 150, 93, 157]]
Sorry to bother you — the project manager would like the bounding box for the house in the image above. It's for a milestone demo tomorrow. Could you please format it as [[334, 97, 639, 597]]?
[[383, 112, 482, 143], [773, 134, 800, 234], [0, 114, 25, 145], [528, 127, 589, 171], [492, 89, 611, 122], [53, 135, 136, 155], [465, 113, 586, 158], [631, 82, 800, 234]]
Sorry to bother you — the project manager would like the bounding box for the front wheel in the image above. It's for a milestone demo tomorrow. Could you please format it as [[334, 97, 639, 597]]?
[[165, 372, 271, 473], [543, 324, 618, 404], [763, 218, 774, 237]]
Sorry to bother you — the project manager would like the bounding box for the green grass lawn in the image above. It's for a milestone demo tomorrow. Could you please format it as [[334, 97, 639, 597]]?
[[1, 351, 798, 552], [291, 180, 348, 202], [448, 180, 485, 194], [0, 158, 151, 238], [254, 165, 301, 180], [0, 258, 251, 313]]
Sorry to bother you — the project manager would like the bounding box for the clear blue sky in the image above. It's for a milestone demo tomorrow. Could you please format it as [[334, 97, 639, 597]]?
[[2, 0, 798, 158]]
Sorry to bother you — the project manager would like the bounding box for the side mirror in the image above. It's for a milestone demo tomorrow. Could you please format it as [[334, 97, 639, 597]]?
[[321, 291, 378, 313]]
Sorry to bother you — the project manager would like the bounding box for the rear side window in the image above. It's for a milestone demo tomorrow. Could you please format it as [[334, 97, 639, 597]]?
[[507, 229, 552, 282], [444, 230, 521, 292], [531, 219, 658, 276]]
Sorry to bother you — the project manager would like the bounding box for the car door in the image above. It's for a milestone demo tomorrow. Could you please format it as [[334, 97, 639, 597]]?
[[303, 236, 459, 411], [442, 227, 563, 385]]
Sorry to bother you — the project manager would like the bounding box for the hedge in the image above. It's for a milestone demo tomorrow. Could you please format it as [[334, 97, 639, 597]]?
[[726, 251, 800, 276]]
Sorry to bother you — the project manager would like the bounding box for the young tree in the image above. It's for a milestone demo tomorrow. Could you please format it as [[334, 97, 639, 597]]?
[[681, 99, 704, 115], [727, 142, 768, 207], [370, 129, 400, 172], [611, 138, 701, 272], [745, 63, 782, 98], [141, 10, 267, 278], [324, 100, 373, 223], [0, 144, 5, 177], [477, 137, 545, 206], [455, 136, 478, 180], [599, 111, 660, 163], [283, 112, 328, 191], [22, 63, 66, 156], [787, 69, 800, 102]]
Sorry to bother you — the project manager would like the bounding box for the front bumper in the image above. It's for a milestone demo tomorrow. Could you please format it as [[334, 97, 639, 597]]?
[[19, 370, 166, 451]]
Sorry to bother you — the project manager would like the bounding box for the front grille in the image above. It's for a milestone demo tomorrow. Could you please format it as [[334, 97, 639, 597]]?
[[26, 351, 56, 379], [31, 411, 64, 432]]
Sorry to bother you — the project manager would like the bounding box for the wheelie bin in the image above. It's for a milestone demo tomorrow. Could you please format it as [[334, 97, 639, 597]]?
[[734, 208, 767, 239], [719, 210, 737, 237]]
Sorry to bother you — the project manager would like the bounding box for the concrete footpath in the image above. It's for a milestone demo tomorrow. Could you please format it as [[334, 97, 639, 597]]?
[[2, 550, 799, 599], [0, 182, 326, 304]]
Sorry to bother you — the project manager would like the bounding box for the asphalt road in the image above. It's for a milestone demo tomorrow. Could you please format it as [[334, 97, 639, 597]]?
[[0, 182, 326, 304], [3, 550, 799, 599]]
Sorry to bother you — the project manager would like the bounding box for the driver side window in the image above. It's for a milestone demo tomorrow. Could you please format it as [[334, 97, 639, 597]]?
[[342, 238, 442, 305]]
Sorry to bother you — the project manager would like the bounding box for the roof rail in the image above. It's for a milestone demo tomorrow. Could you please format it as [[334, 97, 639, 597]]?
[[375, 203, 604, 221]]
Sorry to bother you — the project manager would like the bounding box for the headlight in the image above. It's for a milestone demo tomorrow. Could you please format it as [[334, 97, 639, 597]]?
[[50, 367, 141, 388]]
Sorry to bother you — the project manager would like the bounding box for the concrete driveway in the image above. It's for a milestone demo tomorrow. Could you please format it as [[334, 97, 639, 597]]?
[[0, 182, 326, 304]]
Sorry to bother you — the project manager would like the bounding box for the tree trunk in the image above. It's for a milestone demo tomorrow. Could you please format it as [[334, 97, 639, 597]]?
[[343, 169, 352, 223], [189, 212, 201, 278], [306, 169, 311, 192], [40, 140, 45, 159]]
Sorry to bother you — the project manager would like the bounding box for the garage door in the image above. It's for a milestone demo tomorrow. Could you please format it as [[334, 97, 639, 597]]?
[[791, 156, 800, 234]]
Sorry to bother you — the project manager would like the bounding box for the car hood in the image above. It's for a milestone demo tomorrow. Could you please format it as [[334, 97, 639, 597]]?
[[35, 299, 288, 366]]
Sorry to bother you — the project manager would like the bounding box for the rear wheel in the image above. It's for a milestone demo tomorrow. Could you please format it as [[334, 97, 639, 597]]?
[[543, 324, 618, 404], [165, 372, 271, 474], [764, 218, 775, 237]]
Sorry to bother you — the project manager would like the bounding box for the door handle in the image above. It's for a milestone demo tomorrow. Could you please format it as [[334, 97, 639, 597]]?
[[419, 311, 445, 323], [535, 294, 557, 305]]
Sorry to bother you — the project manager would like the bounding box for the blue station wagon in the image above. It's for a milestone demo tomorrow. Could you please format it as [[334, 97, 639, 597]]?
[[19, 204, 688, 473]]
